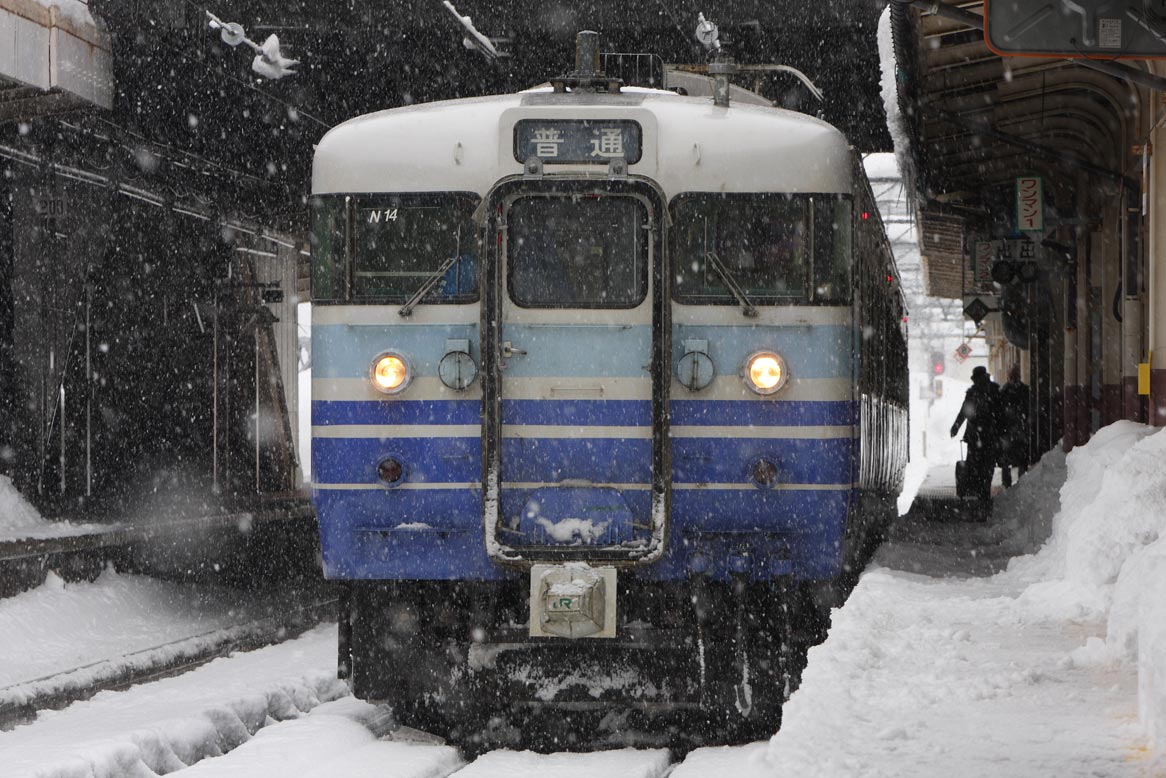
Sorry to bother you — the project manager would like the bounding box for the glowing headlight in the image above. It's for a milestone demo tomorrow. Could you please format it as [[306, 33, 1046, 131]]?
[[745, 352, 787, 395], [370, 353, 410, 394]]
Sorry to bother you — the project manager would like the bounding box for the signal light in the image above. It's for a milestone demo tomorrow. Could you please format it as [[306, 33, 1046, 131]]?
[[861, 211, 870, 220], [930, 351, 945, 376]]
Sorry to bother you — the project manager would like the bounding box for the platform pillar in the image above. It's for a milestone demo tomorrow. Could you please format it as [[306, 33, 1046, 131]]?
[[1122, 181, 1146, 422], [1100, 206, 1123, 425], [1063, 268, 1079, 452], [1151, 125, 1166, 425]]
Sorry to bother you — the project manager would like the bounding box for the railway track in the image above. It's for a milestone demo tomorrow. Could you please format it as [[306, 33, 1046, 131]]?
[[0, 595, 338, 731], [159, 705, 702, 778], [0, 498, 316, 597]]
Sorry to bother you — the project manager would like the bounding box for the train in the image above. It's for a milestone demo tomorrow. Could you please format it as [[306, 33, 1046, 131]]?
[[310, 32, 908, 750]]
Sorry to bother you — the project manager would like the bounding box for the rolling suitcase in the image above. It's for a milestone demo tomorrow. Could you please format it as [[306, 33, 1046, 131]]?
[[955, 441, 968, 498]]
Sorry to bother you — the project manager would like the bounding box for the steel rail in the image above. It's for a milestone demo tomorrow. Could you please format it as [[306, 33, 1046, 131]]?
[[0, 595, 337, 731]]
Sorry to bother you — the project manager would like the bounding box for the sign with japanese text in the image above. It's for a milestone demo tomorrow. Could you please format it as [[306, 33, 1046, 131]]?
[[1016, 176, 1044, 232], [973, 240, 998, 291], [514, 119, 642, 164]]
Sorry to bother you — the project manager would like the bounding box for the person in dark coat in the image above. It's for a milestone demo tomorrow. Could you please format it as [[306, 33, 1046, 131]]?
[[998, 364, 1030, 487], [950, 366, 1002, 504]]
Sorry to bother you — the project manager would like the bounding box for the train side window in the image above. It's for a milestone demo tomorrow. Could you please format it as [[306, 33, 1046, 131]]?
[[507, 194, 648, 309], [309, 196, 348, 302], [672, 194, 808, 305], [671, 193, 850, 306], [812, 197, 852, 303], [350, 193, 480, 304]]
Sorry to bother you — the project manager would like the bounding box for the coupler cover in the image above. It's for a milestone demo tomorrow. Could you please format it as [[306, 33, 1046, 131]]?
[[529, 563, 618, 639]]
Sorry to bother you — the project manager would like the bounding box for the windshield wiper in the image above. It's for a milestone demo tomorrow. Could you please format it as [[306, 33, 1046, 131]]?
[[398, 230, 461, 317], [398, 254, 458, 317], [705, 250, 758, 318]]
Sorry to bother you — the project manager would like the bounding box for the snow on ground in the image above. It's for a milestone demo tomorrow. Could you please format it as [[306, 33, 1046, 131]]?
[[9, 423, 1166, 776], [0, 567, 319, 706], [677, 423, 1166, 777], [173, 697, 462, 778], [456, 749, 671, 777], [1, 624, 344, 778], [0, 475, 104, 542]]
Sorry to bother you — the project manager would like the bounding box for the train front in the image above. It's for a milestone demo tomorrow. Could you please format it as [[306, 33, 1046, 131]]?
[[309, 41, 864, 746]]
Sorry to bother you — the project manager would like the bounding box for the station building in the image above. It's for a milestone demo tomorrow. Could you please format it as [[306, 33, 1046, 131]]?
[[888, 0, 1166, 453]]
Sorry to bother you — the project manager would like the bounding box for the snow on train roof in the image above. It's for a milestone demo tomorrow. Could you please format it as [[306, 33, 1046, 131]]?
[[312, 88, 852, 197]]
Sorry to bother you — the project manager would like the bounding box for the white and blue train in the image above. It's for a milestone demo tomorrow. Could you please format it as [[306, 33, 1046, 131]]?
[[310, 34, 907, 747]]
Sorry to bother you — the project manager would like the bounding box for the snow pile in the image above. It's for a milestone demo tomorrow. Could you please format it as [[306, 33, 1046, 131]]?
[[679, 422, 1166, 776], [457, 749, 671, 777], [0, 567, 319, 706], [536, 517, 611, 544], [0, 474, 105, 542], [876, 6, 913, 182], [1, 625, 345, 778], [175, 697, 462, 778], [1017, 422, 1166, 749], [0, 474, 50, 538]]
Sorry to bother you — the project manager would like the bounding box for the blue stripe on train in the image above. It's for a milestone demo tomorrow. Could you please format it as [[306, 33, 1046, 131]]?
[[312, 398, 855, 427], [314, 321, 852, 379], [673, 437, 853, 484], [498, 324, 651, 378], [313, 486, 852, 581], [499, 438, 652, 484], [313, 437, 481, 484], [312, 324, 479, 379], [504, 400, 649, 426], [312, 435, 852, 486], [313, 400, 482, 426], [671, 400, 855, 426], [313, 488, 508, 580], [673, 323, 852, 380]]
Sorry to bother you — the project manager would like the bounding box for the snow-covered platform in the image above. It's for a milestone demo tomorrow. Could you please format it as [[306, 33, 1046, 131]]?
[[5, 423, 1166, 776], [906, 464, 1005, 524]]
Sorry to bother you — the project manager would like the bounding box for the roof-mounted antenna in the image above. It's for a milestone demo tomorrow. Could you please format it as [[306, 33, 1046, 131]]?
[[551, 31, 623, 93], [696, 12, 737, 108]]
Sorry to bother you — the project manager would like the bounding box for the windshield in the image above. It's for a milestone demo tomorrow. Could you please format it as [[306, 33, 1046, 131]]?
[[671, 193, 851, 304], [508, 194, 648, 308], [350, 193, 479, 303], [309, 193, 480, 303]]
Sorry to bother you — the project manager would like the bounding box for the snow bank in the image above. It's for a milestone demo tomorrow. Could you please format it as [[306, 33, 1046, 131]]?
[[0, 474, 105, 542], [456, 749, 672, 778], [1, 625, 345, 778], [0, 474, 49, 537], [876, 5, 913, 181], [176, 697, 463, 778], [1025, 422, 1166, 749], [0, 567, 317, 704]]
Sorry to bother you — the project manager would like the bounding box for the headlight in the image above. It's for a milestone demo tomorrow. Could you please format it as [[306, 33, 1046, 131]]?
[[370, 353, 410, 394], [745, 352, 787, 395]]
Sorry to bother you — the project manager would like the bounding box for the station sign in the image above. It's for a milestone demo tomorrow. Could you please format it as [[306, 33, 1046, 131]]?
[[973, 241, 997, 291], [514, 119, 642, 164], [973, 238, 1038, 291], [962, 295, 995, 326], [985, 0, 1166, 59], [1016, 176, 1044, 232]]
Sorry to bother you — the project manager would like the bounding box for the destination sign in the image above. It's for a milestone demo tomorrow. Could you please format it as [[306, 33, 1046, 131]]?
[[514, 119, 642, 165]]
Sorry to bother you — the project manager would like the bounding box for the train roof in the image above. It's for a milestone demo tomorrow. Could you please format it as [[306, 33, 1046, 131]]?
[[312, 87, 854, 198]]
